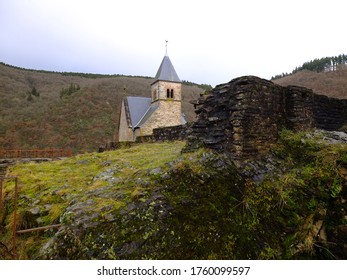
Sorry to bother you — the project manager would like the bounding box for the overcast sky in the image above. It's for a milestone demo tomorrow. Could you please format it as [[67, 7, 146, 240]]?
[[1, 0, 346, 86]]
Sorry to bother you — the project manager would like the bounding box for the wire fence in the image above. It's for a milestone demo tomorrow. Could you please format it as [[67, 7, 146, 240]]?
[[0, 149, 73, 159], [0, 176, 61, 259]]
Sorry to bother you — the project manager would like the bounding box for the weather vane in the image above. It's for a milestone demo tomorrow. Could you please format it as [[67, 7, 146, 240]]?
[[165, 40, 168, 56]]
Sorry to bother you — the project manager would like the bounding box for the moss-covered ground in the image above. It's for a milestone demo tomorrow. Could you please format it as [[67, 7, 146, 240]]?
[[1, 141, 186, 259], [0, 131, 346, 260]]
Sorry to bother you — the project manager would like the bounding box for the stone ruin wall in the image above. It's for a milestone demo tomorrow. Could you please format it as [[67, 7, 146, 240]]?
[[152, 123, 190, 141], [186, 76, 347, 159], [185, 77, 286, 158], [150, 76, 347, 160], [285, 85, 347, 131]]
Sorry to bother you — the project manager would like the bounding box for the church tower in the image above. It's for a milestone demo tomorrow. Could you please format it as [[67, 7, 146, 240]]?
[[149, 54, 183, 128]]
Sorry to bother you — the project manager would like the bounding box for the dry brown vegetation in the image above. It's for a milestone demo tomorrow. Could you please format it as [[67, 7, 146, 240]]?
[[273, 66, 347, 99], [0, 63, 203, 152]]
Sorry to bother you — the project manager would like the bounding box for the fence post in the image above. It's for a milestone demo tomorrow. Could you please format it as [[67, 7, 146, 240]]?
[[12, 177, 18, 259], [0, 178, 3, 213]]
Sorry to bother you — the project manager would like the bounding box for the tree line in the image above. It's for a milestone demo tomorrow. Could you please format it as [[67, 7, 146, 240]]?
[[182, 80, 212, 91], [272, 54, 347, 80], [0, 62, 150, 79]]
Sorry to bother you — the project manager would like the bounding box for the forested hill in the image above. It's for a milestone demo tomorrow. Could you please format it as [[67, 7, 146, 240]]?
[[272, 54, 347, 79], [0, 62, 204, 152], [273, 67, 347, 100], [271, 54, 347, 100]]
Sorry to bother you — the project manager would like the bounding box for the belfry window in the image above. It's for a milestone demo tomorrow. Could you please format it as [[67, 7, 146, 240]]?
[[166, 89, 174, 98]]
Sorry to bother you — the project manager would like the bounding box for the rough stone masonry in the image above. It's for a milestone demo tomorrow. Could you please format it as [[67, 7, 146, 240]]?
[[184, 76, 347, 159]]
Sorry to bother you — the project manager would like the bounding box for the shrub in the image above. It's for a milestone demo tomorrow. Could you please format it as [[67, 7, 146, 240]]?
[[60, 83, 80, 99]]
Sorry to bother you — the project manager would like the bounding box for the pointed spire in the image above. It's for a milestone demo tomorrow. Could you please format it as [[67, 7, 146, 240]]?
[[153, 55, 181, 83], [151, 41, 181, 85]]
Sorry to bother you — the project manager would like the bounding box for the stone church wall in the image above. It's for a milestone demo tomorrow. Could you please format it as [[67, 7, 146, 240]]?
[[151, 80, 182, 101], [118, 101, 134, 142], [139, 101, 182, 136]]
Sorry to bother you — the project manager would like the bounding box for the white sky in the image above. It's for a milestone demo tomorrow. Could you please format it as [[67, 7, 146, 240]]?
[[1, 0, 346, 86]]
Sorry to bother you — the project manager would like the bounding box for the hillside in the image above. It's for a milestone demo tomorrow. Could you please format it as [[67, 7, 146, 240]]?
[[0, 130, 346, 259], [273, 67, 347, 99], [0, 63, 204, 152]]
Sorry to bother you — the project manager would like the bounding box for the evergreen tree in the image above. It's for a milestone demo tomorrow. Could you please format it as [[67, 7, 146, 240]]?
[[31, 86, 39, 97], [60, 83, 81, 99], [26, 86, 40, 101], [272, 53, 347, 80]]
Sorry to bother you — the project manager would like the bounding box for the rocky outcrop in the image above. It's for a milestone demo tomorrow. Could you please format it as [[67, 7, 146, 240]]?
[[36, 131, 346, 260], [1, 129, 345, 260], [186, 76, 347, 159]]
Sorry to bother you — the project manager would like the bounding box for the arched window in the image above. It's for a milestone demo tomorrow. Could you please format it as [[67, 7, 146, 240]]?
[[170, 89, 174, 98], [166, 89, 170, 98]]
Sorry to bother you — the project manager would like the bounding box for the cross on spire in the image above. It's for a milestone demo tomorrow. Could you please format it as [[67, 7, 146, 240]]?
[[165, 40, 168, 56]]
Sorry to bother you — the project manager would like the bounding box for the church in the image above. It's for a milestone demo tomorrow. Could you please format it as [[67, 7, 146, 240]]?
[[118, 54, 185, 141]]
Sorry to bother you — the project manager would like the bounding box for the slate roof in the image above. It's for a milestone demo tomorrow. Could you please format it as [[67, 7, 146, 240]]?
[[126, 96, 152, 128], [152, 56, 181, 84], [136, 104, 159, 128]]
